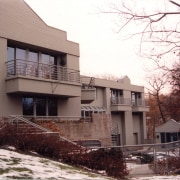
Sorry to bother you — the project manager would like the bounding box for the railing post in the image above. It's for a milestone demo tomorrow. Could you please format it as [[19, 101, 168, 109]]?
[[165, 150, 169, 174], [153, 143, 157, 173]]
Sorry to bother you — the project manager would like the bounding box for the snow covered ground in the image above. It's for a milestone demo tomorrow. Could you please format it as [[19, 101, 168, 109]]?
[[0, 146, 180, 180]]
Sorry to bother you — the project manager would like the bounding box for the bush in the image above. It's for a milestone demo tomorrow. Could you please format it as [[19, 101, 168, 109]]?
[[63, 148, 128, 179], [156, 156, 180, 175], [0, 124, 128, 179]]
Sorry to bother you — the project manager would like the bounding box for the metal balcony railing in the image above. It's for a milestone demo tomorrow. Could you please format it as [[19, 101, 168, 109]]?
[[111, 97, 148, 107], [6, 59, 80, 84], [132, 99, 149, 106], [111, 97, 131, 105]]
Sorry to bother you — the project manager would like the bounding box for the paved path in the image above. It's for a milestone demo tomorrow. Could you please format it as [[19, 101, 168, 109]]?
[[127, 163, 155, 178]]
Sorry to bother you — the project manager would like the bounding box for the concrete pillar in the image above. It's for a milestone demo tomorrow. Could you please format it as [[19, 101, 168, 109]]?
[[142, 112, 147, 141], [0, 38, 21, 117], [0, 38, 8, 116], [103, 87, 111, 114], [124, 111, 134, 145]]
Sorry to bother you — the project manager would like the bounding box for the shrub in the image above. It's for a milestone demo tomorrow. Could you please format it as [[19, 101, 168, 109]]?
[[63, 148, 128, 179], [156, 156, 180, 175], [0, 124, 128, 179]]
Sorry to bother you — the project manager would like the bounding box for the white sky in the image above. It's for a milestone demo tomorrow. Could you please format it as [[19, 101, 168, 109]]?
[[25, 0, 178, 87]]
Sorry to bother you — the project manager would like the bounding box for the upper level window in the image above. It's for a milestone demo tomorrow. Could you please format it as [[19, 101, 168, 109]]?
[[7, 46, 56, 78], [16, 48, 26, 60], [110, 89, 123, 104], [131, 92, 142, 106], [110, 89, 123, 98], [7, 47, 15, 61], [29, 51, 38, 62]]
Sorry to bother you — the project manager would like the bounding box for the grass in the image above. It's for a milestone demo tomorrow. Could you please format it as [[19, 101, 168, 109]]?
[[6, 175, 33, 179], [8, 157, 21, 165], [0, 168, 10, 175], [39, 158, 50, 165], [11, 167, 33, 173], [0, 157, 9, 162]]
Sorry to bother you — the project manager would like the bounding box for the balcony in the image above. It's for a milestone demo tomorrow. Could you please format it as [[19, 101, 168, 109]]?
[[110, 97, 149, 112], [132, 99, 149, 112], [5, 59, 81, 97], [81, 87, 96, 104], [110, 97, 132, 111]]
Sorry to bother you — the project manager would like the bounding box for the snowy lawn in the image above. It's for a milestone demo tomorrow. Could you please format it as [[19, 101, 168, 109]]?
[[0, 147, 114, 180], [0, 146, 180, 180]]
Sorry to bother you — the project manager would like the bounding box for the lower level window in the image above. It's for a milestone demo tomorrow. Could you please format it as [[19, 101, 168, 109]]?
[[22, 97, 57, 116]]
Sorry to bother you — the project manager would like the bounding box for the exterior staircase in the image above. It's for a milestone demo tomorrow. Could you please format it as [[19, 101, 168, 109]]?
[[0, 116, 83, 155]]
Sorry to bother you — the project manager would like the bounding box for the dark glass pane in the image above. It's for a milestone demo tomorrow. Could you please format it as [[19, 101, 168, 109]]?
[[7, 47, 15, 75], [48, 98, 57, 116], [23, 97, 33, 115], [7, 47, 15, 61], [29, 51, 38, 62], [16, 48, 26, 75], [28, 51, 38, 77], [36, 98, 46, 116]]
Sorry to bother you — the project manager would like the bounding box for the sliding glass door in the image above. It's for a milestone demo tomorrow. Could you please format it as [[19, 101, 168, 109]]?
[[22, 97, 57, 116]]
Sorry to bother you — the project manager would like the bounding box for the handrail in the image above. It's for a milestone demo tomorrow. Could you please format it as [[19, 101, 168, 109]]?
[[111, 97, 149, 107], [7, 115, 54, 133], [0, 124, 6, 130], [7, 115, 79, 146], [6, 59, 80, 84]]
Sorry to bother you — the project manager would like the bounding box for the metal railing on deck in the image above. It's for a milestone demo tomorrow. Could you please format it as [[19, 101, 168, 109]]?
[[111, 97, 131, 105], [111, 97, 148, 107], [6, 59, 80, 83], [22, 115, 81, 123]]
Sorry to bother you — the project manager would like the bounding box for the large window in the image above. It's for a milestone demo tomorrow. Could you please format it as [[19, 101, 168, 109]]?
[[28, 51, 38, 77], [40, 53, 55, 79], [7, 47, 56, 78], [131, 92, 141, 106], [7, 47, 15, 75], [22, 97, 57, 116], [16, 48, 26, 75], [110, 89, 123, 104]]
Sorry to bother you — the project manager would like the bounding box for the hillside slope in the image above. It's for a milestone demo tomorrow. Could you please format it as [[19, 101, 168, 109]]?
[[0, 146, 114, 180]]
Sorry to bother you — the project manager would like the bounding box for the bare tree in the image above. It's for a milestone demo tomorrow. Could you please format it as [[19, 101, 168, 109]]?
[[102, 0, 180, 59], [147, 73, 168, 123]]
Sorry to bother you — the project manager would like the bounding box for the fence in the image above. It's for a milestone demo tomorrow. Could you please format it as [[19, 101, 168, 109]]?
[[89, 140, 180, 177]]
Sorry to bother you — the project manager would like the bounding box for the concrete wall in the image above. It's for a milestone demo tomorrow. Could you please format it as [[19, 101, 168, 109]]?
[[90, 87, 105, 106], [58, 97, 81, 117], [56, 114, 112, 146], [0, 38, 22, 116]]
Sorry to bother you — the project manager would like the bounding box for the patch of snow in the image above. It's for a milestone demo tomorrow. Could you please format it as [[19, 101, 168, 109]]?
[[0, 148, 114, 180], [0, 147, 180, 180]]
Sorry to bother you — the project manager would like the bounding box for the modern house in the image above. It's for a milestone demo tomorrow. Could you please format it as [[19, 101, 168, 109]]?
[[0, 0, 149, 146]]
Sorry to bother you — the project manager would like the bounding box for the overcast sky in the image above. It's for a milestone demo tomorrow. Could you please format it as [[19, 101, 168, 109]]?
[[25, 0, 177, 87]]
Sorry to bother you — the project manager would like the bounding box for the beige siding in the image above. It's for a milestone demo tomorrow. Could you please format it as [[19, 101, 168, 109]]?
[[58, 97, 81, 117], [0, 0, 79, 56], [66, 54, 79, 71]]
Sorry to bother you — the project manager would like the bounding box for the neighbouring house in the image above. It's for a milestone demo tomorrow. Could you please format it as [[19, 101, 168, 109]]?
[[0, 0, 149, 146], [155, 119, 180, 143]]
